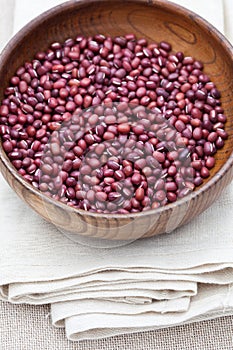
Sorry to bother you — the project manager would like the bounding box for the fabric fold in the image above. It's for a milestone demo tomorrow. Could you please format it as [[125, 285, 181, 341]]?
[[51, 297, 191, 328], [64, 284, 233, 341]]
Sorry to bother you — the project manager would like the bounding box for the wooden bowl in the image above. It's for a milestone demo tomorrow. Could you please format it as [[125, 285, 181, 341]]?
[[0, 0, 233, 241]]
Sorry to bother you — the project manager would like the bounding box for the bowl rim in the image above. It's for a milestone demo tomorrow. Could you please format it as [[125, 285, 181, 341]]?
[[0, 0, 233, 220]]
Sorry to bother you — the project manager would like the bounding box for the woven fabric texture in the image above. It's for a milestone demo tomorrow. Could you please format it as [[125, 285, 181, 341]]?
[[1, 301, 233, 350]]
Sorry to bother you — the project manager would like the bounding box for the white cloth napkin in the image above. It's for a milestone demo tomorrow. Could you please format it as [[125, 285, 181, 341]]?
[[223, 0, 233, 43], [0, 0, 233, 342], [0, 0, 15, 51]]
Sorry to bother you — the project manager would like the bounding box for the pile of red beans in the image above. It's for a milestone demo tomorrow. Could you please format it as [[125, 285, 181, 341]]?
[[0, 34, 228, 214]]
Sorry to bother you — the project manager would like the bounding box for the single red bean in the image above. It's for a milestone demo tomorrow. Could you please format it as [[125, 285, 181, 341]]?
[[205, 156, 215, 169], [132, 173, 142, 185], [207, 132, 217, 143], [41, 164, 53, 175], [192, 127, 202, 140], [165, 182, 177, 192], [83, 95, 92, 108], [167, 192, 177, 202], [123, 165, 133, 177], [96, 191, 107, 202], [89, 158, 100, 168], [168, 165, 177, 177], [204, 142, 214, 156], [217, 129, 228, 140], [72, 158, 81, 170], [131, 198, 140, 209], [66, 187, 76, 199], [200, 166, 210, 178], [50, 143, 61, 156], [103, 131, 115, 140], [216, 137, 224, 149], [175, 120, 185, 132], [135, 187, 145, 201], [62, 160, 73, 172], [155, 190, 166, 202], [3, 140, 13, 153], [0, 105, 9, 116], [194, 177, 203, 186], [191, 160, 202, 170], [36, 129, 46, 139], [114, 170, 124, 181], [80, 164, 92, 175], [118, 123, 130, 134]]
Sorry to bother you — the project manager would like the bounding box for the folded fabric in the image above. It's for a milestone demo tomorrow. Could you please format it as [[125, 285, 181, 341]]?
[[6, 278, 197, 304], [0, 0, 232, 342], [59, 285, 233, 341]]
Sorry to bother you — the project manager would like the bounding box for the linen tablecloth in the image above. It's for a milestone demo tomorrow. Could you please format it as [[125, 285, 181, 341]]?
[[0, 0, 233, 348]]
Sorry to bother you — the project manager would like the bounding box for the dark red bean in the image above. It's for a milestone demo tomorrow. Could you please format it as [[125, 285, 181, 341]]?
[[205, 156, 215, 169], [193, 127, 202, 140], [36, 129, 46, 139], [89, 158, 100, 168], [135, 187, 144, 201], [191, 160, 202, 171], [132, 173, 142, 185], [160, 41, 171, 52], [168, 165, 177, 177], [0, 105, 9, 117], [96, 192, 107, 202], [217, 129, 228, 140], [50, 143, 60, 155], [41, 164, 53, 175], [130, 198, 140, 209], [26, 125, 36, 137], [200, 166, 210, 178], [79, 164, 92, 175], [208, 132, 218, 143], [106, 160, 120, 171], [3, 140, 13, 153], [134, 158, 147, 170], [155, 190, 166, 202], [167, 192, 177, 202], [117, 123, 130, 134], [132, 125, 144, 135], [194, 177, 203, 186], [165, 182, 177, 192], [123, 165, 133, 177], [175, 120, 185, 132], [108, 192, 121, 202], [114, 170, 125, 181], [216, 137, 224, 149], [153, 151, 165, 163], [204, 142, 215, 156], [103, 131, 115, 140], [66, 187, 76, 199], [75, 190, 85, 200], [62, 160, 73, 172]]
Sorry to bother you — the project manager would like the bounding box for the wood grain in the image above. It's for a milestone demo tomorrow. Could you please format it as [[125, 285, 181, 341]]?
[[0, 0, 233, 240]]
